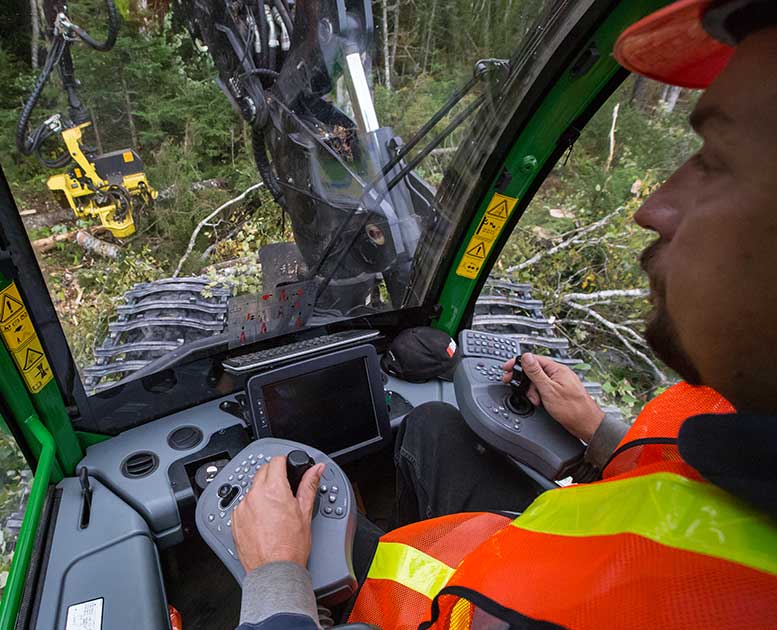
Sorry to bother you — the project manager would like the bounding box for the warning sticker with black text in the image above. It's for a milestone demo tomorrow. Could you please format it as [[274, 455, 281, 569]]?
[[0, 283, 53, 393], [456, 192, 518, 279]]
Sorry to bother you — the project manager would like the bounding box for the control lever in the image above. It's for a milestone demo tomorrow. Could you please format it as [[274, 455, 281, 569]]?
[[506, 361, 534, 416], [286, 449, 315, 495], [79, 467, 92, 529]]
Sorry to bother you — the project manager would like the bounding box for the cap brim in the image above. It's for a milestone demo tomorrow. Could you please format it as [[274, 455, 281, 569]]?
[[614, 0, 734, 89]]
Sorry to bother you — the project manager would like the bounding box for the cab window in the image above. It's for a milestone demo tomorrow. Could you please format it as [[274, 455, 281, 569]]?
[[480, 76, 701, 417]]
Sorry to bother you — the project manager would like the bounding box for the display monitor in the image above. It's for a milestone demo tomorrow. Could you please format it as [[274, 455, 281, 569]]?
[[246, 344, 390, 461]]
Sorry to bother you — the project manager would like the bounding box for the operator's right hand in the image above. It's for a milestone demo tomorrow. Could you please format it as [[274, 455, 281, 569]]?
[[232, 455, 325, 573], [502, 353, 605, 443]]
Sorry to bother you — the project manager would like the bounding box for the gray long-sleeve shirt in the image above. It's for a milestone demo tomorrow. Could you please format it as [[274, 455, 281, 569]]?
[[238, 415, 628, 626]]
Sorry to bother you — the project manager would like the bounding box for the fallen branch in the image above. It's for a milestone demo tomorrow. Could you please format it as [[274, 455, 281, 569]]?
[[565, 299, 667, 382], [173, 183, 263, 278], [506, 207, 624, 273], [559, 317, 648, 347], [605, 103, 620, 172], [75, 230, 120, 259], [156, 178, 229, 202], [31, 230, 78, 253], [562, 288, 648, 302], [31, 226, 104, 253], [430, 146, 458, 156]]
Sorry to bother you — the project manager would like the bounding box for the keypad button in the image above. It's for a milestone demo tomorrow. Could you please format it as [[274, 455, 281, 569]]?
[[331, 485, 339, 494], [207, 514, 215, 522], [219, 511, 226, 519], [335, 507, 344, 516], [324, 506, 333, 515], [320, 484, 328, 494], [237, 474, 244, 481], [328, 494, 337, 503]]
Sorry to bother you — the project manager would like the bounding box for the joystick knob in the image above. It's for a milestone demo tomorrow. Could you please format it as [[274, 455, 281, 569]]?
[[286, 450, 315, 495], [506, 362, 534, 416]]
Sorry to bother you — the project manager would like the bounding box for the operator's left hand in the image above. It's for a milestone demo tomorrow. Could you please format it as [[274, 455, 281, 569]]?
[[232, 455, 325, 573]]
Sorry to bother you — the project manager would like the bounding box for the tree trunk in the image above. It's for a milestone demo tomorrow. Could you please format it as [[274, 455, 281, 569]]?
[[662, 86, 683, 113], [90, 108, 104, 154], [30, 0, 39, 68], [390, 1, 399, 81], [381, 0, 391, 89], [483, 0, 491, 53], [119, 69, 140, 149], [422, 0, 438, 73]]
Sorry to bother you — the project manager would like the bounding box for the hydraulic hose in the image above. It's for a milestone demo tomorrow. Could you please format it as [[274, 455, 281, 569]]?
[[251, 126, 284, 203], [271, 0, 293, 40], [70, 0, 120, 52], [16, 36, 66, 157], [257, 0, 270, 68]]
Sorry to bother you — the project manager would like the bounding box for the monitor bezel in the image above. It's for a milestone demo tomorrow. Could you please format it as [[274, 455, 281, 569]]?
[[245, 344, 391, 462]]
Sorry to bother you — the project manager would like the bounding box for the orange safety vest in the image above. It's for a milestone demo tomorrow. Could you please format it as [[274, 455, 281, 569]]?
[[349, 383, 777, 630]]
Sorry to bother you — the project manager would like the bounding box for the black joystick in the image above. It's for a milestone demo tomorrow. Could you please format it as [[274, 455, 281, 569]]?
[[506, 361, 534, 416], [286, 449, 315, 495]]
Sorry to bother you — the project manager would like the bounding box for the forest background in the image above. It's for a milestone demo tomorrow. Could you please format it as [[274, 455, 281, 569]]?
[[0, 0, 700, 581]]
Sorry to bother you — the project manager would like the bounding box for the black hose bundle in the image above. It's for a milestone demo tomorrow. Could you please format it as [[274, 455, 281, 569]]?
[[251, 125, 284, 203]]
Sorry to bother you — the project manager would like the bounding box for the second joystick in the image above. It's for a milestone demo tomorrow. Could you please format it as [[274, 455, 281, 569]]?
[[286, 449, 315, 495], [506, 361, 534, 416]]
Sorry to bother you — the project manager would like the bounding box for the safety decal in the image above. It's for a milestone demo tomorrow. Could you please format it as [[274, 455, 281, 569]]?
[[0, 282, 53, 393], [66, 597, 103, 630], [456, 192, 518, 279]]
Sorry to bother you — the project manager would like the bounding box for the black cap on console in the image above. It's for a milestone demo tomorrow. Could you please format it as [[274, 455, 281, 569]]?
[[381, 326, 460, 383]]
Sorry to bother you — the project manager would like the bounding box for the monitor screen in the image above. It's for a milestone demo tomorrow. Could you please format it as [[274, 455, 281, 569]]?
[[261, 357, 381, 455]]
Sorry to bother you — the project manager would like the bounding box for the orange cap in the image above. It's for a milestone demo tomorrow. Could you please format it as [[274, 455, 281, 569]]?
[[614, 0, 734, 89]]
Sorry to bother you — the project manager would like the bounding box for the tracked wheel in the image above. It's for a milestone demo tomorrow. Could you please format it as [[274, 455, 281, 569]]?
[[83, 277, 230, 393]]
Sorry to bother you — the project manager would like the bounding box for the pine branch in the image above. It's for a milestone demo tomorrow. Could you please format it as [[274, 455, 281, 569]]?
[[506, 207, 624, 273], [173, 183, 263, 278]]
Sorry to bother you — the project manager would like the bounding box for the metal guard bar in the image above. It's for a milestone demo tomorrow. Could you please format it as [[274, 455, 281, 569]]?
[[0, 415, 55, 630]]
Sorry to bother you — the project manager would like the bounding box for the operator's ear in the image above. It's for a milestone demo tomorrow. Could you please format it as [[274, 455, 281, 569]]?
[[679, 413, 777, 519]]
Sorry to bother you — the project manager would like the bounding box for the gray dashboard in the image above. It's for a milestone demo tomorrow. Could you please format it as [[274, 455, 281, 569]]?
[[76, 371, 455, 543], [78, 395, 247, 547]]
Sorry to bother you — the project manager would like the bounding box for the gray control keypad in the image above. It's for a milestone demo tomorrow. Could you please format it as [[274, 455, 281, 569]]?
[[462, 331, 520, 360], [196, 438, 357, 601]]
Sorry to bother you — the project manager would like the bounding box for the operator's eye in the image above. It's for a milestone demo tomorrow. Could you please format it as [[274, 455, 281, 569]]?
[[692, 152, 712, 174], [691, 150, 724, 176]]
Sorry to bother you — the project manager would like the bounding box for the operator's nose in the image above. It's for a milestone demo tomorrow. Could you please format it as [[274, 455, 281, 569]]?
[[633, 194, 680, 241], [633, 159, 693, 241]]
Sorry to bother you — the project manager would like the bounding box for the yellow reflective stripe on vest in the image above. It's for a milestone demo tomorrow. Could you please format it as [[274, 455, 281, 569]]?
[[367, 541, 455, 599], [512, 471, 777, 575]]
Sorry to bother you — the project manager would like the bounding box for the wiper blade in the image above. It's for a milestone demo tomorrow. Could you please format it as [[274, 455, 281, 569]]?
[[95, 332, 230, 392]]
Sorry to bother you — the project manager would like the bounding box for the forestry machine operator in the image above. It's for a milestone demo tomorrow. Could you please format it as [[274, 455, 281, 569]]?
[[232, 1, 777, 629]]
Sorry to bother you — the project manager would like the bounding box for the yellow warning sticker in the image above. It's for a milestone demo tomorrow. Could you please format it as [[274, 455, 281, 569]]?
[[122, 151, 135, 162], [456, 192, 519, 279], [0, 283, 53, 393]]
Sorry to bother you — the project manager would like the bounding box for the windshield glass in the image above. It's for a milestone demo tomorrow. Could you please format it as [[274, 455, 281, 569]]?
[[1, 0, 557, 401]]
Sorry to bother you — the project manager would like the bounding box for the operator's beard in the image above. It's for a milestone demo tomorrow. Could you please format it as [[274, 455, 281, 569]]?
[[640, 240, 703, 386]]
